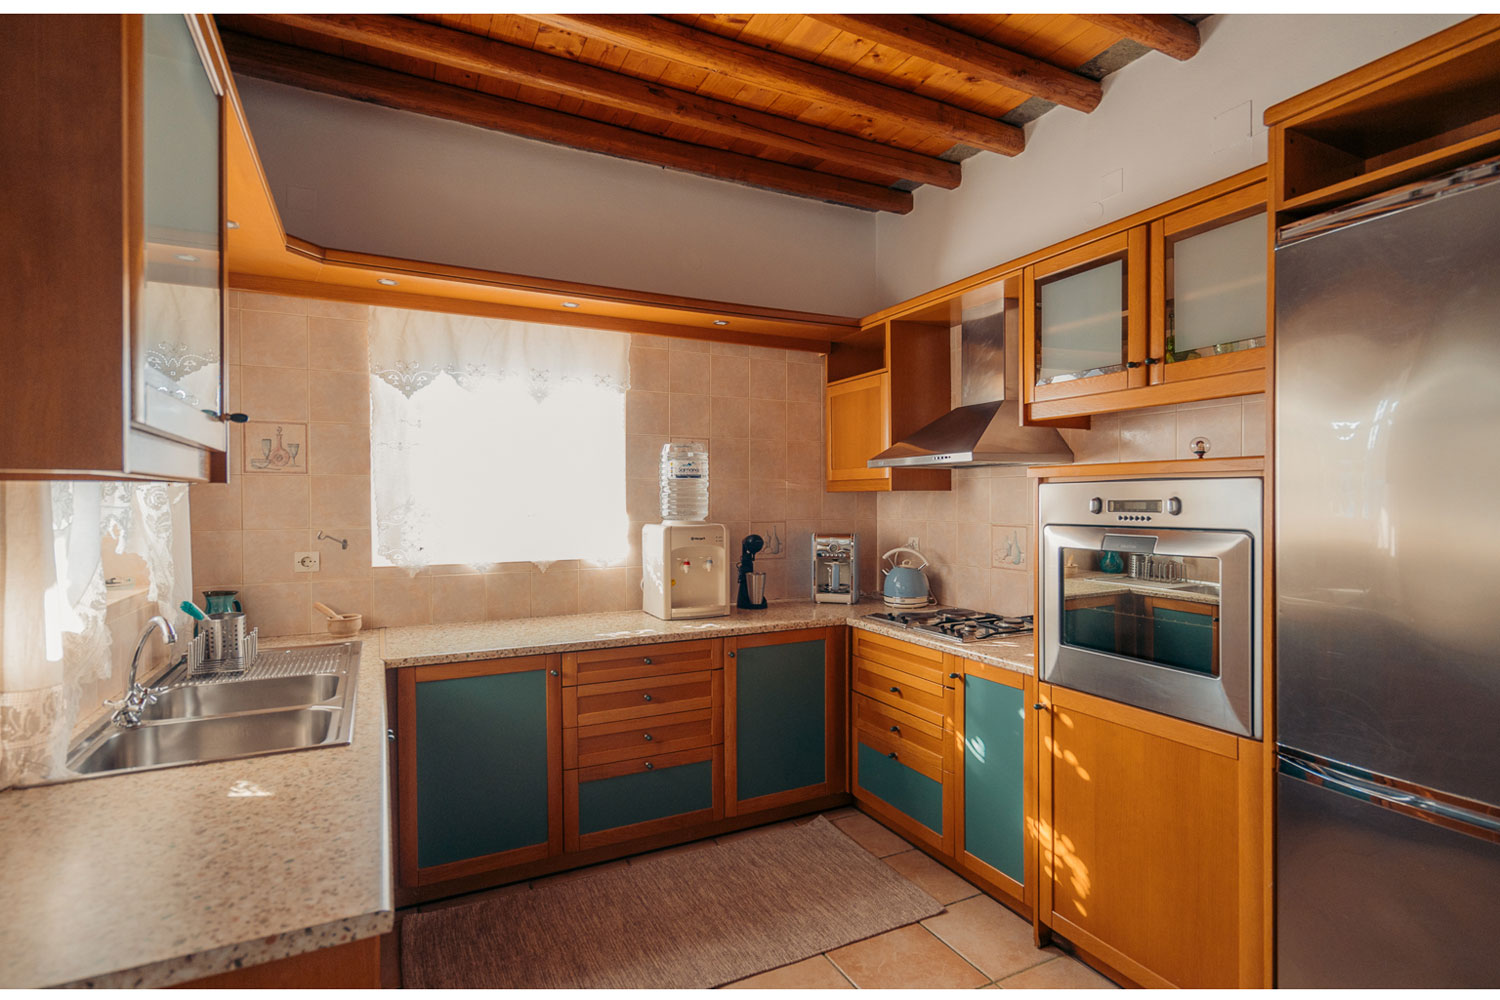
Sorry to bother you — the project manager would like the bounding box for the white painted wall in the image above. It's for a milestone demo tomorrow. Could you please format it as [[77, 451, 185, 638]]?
[[236, 77, 882, 317], [872, 13, 1469, 307]]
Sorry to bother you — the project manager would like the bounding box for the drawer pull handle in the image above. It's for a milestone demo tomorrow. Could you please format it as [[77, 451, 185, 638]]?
[[643, 693, 653, 702], [644, 761, 655, 770], [644, 657, 653, 665], [643, 733, 653, 741], [887, 751, 898, 760], [549, 669, 559, 676], [889, 725, 900, 734], [889, 686, 900, 694], [949, 672, 960, 679], [1033, 702, 1046, 711], [727, 651, 735, 658]]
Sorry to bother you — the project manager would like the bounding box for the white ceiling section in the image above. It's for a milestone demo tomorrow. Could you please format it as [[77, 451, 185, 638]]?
[[236, 14, 1468, 321]]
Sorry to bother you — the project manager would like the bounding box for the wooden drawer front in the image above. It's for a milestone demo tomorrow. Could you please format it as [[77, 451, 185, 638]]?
[[564, 639, 720, 686], [566, 670, 719, 728], [853, 692, 945, 766], [852, 656, 949, 728], [567, 708, 719, 769], [853, 728, 944, 837], [567, 745, 723, 852], [852, 628, 947, 685]]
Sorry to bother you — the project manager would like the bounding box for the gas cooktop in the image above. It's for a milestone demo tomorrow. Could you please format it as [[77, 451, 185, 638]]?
[[862, 607, 1034, 644]]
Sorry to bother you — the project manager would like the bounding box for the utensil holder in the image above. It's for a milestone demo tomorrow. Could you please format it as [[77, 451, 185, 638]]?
[[205, 611, 247, 661]]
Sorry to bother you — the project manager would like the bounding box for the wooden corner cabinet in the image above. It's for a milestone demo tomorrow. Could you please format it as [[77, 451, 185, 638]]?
[[0, 14, 235, 482], [824, 319, 951, 493]]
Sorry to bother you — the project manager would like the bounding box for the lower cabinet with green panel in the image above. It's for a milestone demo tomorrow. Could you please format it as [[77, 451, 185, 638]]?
[[851, 699, 953, 854], [566, 745, 724, 851], [396, 654, 563, 888], [953, 658, 1034, 911], [726, 626, 846, 815]]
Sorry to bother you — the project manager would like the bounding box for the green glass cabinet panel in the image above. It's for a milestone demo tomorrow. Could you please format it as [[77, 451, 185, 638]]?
[[578, 760, 713, 835], [963, 675, 1026, 882], [857, 741, 943, 835], [1063, 604, 1117, 654], [1153, 606, 1216, 675], [414, 669, 549, 869], [735, 639, 827, 802]]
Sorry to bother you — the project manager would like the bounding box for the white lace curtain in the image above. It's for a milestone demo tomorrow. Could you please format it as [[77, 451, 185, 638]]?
[[369, 307, 630, 570], [0, 482, 191, 789]]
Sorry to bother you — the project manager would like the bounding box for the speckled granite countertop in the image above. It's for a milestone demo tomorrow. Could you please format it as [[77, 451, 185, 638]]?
[[382, 600, 1035, 676], [0, 637, 392, 989]]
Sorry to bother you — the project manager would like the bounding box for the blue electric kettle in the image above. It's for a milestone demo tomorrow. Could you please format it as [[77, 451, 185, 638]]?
[[881, 547, 932, 608]]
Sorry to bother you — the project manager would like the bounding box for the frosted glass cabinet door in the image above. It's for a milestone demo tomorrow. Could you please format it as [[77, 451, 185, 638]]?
[[1024, 228, 1148, 403], [1150, 186, 1268, 385]]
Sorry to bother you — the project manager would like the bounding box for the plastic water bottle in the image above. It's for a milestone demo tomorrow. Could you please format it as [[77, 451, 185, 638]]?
[[660, 441, 709, 522]]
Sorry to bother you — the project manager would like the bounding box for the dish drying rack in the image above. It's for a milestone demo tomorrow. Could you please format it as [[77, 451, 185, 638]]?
[[183, 627, 259, 678]]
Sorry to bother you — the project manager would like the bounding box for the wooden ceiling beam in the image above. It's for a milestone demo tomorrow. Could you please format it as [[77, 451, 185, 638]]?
[[528, 13, 1026, 156], [220, 32, 913, 214], [223, 13, 959, 190], [1071, 14, 1201, 61], [807, 14, 1102, 113]]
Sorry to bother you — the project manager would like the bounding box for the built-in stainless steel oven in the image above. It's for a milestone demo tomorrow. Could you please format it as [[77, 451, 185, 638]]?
[[1038, 477, 1262, 737]]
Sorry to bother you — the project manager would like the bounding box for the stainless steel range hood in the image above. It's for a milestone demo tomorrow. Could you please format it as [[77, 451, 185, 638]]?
[[868, 293, 1073, 469]]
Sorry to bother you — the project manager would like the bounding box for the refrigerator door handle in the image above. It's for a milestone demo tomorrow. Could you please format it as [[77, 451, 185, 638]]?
[[1279, 751, 1500, 842]]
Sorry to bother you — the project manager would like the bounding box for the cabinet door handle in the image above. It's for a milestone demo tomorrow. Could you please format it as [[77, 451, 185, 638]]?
[[1125, 361, 1143, 369], [888, 725, 900, 734], [727, 650, 735, 658], [644, 761, 654, 770], [549, 669, 559, 676], [643, 657, 652, 665], [948, 672, 960, 679], [887, 751, 899, 760], [1033, 702, 1046, 711], [642, 693, 653, 702], [643, 733, 653, 741], [1145, 357, 1160, 365], [386, 728, 395, 742], [889, 685, 900, 694]]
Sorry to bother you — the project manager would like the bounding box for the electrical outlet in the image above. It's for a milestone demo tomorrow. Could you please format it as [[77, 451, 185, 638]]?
[[906, 536, 920, 551], [294, 551, 320, 572]]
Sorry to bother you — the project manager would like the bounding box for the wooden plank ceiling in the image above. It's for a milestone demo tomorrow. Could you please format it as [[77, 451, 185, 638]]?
[[215, 13, 1205, 214]]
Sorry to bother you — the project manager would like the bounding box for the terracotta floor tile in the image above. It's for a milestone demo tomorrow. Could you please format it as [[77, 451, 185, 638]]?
[[721, 955, 853, 989], [531, 858, 628, 887], [883, 849, 982, 905], [921, 894, 1060, 980], [827, 924, 988, 989], [832, 812, 913, 857], [996, 956, 1118, 989]]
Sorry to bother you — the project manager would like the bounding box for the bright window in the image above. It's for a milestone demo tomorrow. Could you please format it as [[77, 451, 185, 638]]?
[[368, 307, 629, 569]]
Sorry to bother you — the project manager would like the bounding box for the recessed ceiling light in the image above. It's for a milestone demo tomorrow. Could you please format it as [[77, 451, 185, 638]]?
[[713, 320, 729, 326], [377, 278, 398, 286], [562, 301, 580, 308], [225, 220, 240, 229], [174, 253, 199, 262]]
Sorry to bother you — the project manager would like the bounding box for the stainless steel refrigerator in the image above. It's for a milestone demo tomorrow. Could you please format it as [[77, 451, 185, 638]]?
[[1275, 156, 1500, 987]]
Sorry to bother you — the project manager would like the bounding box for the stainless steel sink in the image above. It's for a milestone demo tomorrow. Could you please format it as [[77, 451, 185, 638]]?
[[1159, 583, 1220, 597], [139, 673, 341, 720], [66, 641, 360, 779]]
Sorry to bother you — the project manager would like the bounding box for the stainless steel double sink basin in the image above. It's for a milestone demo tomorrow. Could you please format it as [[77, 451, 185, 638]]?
[[67, 642, 361, 778]]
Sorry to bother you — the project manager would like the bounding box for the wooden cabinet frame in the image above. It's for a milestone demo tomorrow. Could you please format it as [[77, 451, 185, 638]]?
[[395, 654, 564, 888], [564, 744, 725, 853], [724, 626, 847, 817], [1022, 229, 1149, 406], [825, 371, 892, 488]]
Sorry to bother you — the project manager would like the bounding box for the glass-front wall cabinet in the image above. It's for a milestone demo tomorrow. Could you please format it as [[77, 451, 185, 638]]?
[[1023, 228, 1147, 405], [134, 14, 227, 451], [1150, 186, 1267, 385]]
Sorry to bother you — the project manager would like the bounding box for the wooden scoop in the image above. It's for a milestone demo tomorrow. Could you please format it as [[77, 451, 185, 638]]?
[[313, 601, 360, 621]]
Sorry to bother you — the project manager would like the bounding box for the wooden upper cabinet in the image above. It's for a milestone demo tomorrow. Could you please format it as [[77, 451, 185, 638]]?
[[824, 319, 951, 493], [1019, 169, 1269, 422], [0, 15, 233, 482]]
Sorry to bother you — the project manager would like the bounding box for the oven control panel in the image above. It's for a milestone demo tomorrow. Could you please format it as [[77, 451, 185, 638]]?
[[1043, 478, 1261, 534], [1088, 495, 1181, 522]]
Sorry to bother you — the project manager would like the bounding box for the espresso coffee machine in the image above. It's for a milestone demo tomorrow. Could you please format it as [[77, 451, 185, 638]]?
[[812, 533, 858, 604]]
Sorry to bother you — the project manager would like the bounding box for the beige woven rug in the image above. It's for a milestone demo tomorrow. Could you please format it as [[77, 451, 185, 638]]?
[[401, 815, 943, 989]]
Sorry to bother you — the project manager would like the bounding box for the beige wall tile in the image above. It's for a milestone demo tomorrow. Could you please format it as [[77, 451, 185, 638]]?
[[708, 341, 749, 357], [189, 482, 241, 531], [709, 356, 749, 397], [631, 333, 672, 351], [626, 390, 669, 436], [306, 579, 370, 634], [786, 361, 823, 402], [711, 478, 751, 522], [241, 474, 310, 530], [191, 530, 244, 588], [1176, 401, 1244, 459], [669, 336, 710, 354], [991, 525, 1028, 571], [310, 475, 372, 527], [1118, 409, 1178, 461], [952, 471, 988, 523], [1243, 395, 1267, 455], [578, 566, 637, 613], [223, 308, 242, 366], [241, 310, 309, 368], [484, 573, 531, 619], [669, 351, 708, 394], [235, 291, 306, 314], [787, 439, 822, 485], [668, 393, 711, 437], [627, 477, 661, 523], [627, 433, 670, 479], [710, 396, 749, 439], [709, 437, 749, 482], [629, 347, 670, 392], [305, 299, 371, 321], [747, 399, 787, 440], [369, 576, 432, 628], [954, 522, 990, 568], [316, 527, 372, 580], [531, 566, 579, 617], [307, 316, 369, 372], [785, 482, 821, 520], [786, 401, 821, 437], [242, 529, 313, 584], [749, 442, 787, 484], [240, 365, 309, 422], [749, 359, 787, 400], [310, 369, 371, 424], [749, 480, 787, 521], [308, 422, 371, 475], [238, 582, 312, 638], [748, 346, 785, 362], [991, 568, 1035, 615], [990, 473, 1030, 524], [430, 574, 488, 624]]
